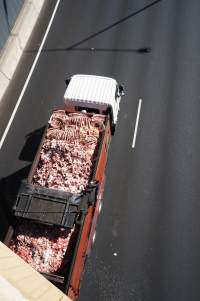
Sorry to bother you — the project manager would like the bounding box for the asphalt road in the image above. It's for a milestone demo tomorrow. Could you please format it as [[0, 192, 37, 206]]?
[[1, 1, 200, 300]]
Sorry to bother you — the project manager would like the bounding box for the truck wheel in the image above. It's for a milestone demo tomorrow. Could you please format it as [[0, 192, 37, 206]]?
[[111, 125, 116, 135]]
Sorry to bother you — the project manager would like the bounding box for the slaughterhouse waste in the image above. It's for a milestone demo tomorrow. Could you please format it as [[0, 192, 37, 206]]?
[[9, 111, 105, 273]]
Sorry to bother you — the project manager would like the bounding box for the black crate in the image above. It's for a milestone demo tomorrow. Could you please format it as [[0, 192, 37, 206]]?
[[13, 181, 83, 228], [13, 181, 98, 228]]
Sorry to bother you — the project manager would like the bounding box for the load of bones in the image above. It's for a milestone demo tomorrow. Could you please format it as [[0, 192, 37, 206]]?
[[10, 111, 105, 273]]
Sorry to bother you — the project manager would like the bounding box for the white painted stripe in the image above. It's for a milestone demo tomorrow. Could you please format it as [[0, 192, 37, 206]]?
[[0, 0, 61, 150], [132, 98, 142, 148]]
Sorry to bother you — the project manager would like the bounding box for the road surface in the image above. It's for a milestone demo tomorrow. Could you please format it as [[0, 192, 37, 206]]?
[[1, 1, 200, 300]]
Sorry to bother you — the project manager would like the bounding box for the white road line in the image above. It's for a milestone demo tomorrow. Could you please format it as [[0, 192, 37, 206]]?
[[132, 98, 142, 148], [0, 0, 61, 150]]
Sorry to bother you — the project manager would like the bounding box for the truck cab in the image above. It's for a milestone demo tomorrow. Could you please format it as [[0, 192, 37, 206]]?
[[64, 74, 124, 134]]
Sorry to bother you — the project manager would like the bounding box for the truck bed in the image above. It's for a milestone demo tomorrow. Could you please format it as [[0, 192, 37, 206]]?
[[6, 109, 111, 299]]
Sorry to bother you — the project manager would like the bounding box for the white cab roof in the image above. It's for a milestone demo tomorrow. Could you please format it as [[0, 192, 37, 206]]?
[[64, 74, 117, 105]]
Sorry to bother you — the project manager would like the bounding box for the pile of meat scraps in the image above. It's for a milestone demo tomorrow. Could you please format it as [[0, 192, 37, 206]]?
[[33, 111, 105, 193], [9, 221, 75, 273]]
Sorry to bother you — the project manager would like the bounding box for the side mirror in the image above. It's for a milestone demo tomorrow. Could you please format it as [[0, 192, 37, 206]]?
[[118, 85, 125, 96]]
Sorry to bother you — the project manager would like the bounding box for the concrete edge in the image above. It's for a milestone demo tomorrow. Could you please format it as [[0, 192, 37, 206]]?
[[0, 0, 46, 101]]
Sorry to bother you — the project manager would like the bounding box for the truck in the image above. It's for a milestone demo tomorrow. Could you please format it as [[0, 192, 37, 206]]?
[[4, 74, 124, 300]]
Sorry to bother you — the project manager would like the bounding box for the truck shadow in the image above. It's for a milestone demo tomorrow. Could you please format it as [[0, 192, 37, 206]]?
[[19, 126, 45, 162], [0, 126, 45, 240], [0, 165, 31, 241]]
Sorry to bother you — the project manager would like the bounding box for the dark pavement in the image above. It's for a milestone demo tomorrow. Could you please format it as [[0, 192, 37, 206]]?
[[1, 1, 200, 300]]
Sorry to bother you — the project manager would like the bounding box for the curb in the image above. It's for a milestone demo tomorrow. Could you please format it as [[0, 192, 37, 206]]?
[[0, 0, 46, 101]]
